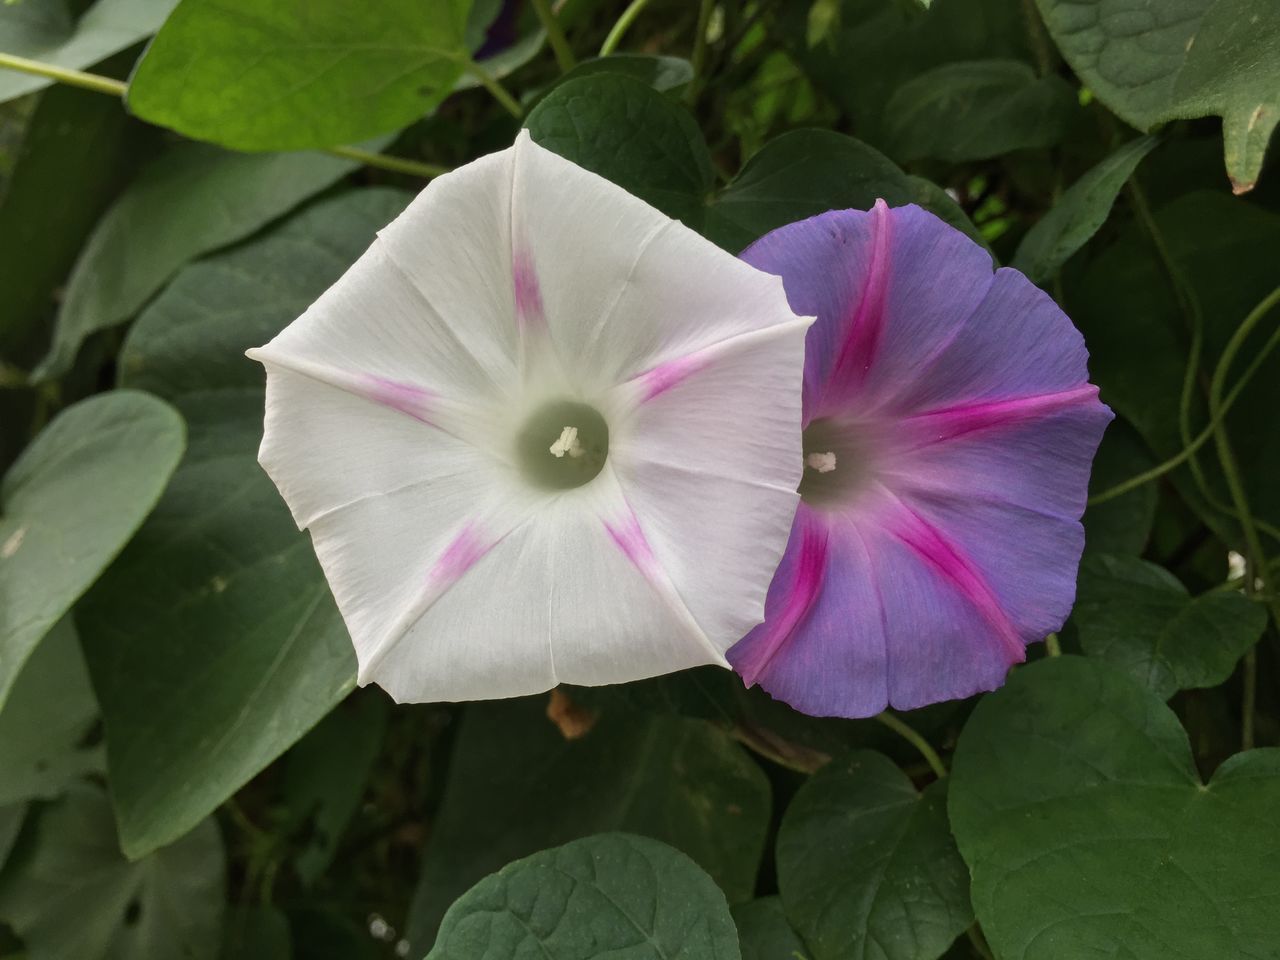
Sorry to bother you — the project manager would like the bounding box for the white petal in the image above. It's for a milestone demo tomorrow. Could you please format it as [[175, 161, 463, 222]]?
[[508, 132, 807, 395], [609, 321, 810, 652], [352, 468, 727, 703]]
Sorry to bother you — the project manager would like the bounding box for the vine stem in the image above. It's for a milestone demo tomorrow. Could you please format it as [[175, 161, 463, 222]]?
[[528, 0, 576, 73], [464, 59, 524, 118], [0, 53, 449, 179], [1044, 633, 1062, 657], [874, 712, 948, 780], [599, 0, 651, 57], [1088, 285, 1280, 505], [686, 0, 716, 105]]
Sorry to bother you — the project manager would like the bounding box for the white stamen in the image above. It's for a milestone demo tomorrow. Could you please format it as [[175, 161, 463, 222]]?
[[550, 425, 585, 459], [805, 451, 837, 474]]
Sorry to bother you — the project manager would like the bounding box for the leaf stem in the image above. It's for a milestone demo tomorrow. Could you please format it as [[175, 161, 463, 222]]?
[[599, 0, 651, 56], [0, 53, 451, 179], [874, 711, 948, 780], [529, 0, 577, 73], [0, 52, 127, 96], [323, 145, 448, 179], [1044, 633, 1061, 657], [686, 0, 716, 105], [966, 923, 996, 960], [465, 58, 524, 118]]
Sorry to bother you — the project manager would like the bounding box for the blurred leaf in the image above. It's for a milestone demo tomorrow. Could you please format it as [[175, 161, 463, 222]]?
[[426, 833, 741, 960], [34, 142, 366, 380], [0, 618, 101, 806], [1081, 418, 1158, 556], [733, 897, 810, 960], [220, 907, 291, 960], [0, 783, 225, 960], [950, 656, 1280, 960], [0, 390, 184, 711], [287, 908, 380, 960], [1036, 0, 1280, 191], [1074, 554, 1266, 699], [77, 189, 411, 858], [777, 752, 971, 960], [406, 697, 770, 950], [0, 0, 179, 103], [524, 73, 714, 227], [0, 78, 144, 361], [705, 128, 981, 252], [1012, 136, 1157, 283], [278, 692, 387, 886], [541, 54, 694, 97], [127, 0, 473, 150], [884, 59, 1077, 163], [1070, 192, 1280, 539]]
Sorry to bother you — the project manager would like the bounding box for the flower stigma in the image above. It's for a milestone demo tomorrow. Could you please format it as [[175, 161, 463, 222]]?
[[517, 399, 609, 490], [797, 418, 868, 507]]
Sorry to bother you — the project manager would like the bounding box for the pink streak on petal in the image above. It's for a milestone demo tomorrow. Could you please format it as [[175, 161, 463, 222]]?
[[635, 353, 712, 403], [603, 510, 662, 585], [362, 374, 436, 425], [898, 384, 1101, 449], [430, 523, 491, 589], [882, 499, 1024, 661], [513, 247, 545, 329], [827, 198, 891, 392], [733, 508, 829, 687]]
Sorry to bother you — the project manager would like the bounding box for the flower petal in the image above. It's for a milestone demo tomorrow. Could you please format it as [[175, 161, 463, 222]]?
[[740, 202, 995, 420], [610, 322, 809, 652], [509, 132, 807, 396]]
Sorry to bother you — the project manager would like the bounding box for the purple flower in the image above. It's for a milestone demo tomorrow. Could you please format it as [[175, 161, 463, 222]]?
[[727, 201, 1112, 718]]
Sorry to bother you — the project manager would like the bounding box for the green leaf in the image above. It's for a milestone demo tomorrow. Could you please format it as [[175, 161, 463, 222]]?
[[0, 390, 184, 711], [77, 188, 411, 858], [1073, 554, 1266, 699], [0, 77, 144, 361], [1070, 192, 1280, 539], [545, 54, 695, 95], [406, 696, 770, 950], [776, 752, 972, 960], [278, 692, 387, 886], [883, 59, 1078, 163], [0, 0, 179, 103], [0, 783, 225, 960], [127, 0, 473, 150], [0, 803, 24, 873], [524, 73, 715, 228], [1081, 418, 1158, 557], [34, 142, 366, 380], [733, 897, 810, 960], [1012, 135, 1159, 284], [0, 618, 101, 806], [427, 833, 742, 960], [705, 128, 981, 252], [950, 656, 1280, 960], [1036, 0, 1280, 192]]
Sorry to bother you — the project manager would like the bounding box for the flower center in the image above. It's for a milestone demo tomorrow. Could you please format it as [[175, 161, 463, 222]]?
[[798, 417, 869, 507], [516, 399, 609, 490]]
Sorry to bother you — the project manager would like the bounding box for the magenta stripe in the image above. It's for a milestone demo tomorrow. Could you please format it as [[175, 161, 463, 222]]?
[[512, 247, 545, 329], [886, 503, 1023, 660], [828, 198, 892, 390], [634, 353, 712, 403], [900, 384, 1100, 447], [603, 510, 661, 583], [362, 374, 436, 425], [734, 511, 829, 686], [429, 523, 491, 589]]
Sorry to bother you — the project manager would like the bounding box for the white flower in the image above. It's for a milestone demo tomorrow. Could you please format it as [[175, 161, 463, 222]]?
[[247, 131, 811, 704]]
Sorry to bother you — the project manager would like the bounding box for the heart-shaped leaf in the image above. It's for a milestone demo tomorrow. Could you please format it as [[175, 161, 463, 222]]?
[[0, 390, 184, 710], [733, 897, 810, 960], [426, 833, 742, 960], [1036, 0, 1279, 191], [950, 656, 1280, 960], [1074, 554, 1266, 699], [777, 751, 972, 960], [77, 189, 410, 859]]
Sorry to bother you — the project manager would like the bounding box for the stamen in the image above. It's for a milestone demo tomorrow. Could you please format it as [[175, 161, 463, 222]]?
[[806, 451, 837, 474], [550, 425, 585, 459]]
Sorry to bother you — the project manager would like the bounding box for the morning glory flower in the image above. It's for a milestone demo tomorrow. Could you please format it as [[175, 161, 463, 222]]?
[[247, 131, 811, 704], [727, 201, 1112, 718]]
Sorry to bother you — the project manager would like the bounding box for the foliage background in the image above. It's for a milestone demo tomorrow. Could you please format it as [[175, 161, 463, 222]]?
[[1, 0, 1278, 958]]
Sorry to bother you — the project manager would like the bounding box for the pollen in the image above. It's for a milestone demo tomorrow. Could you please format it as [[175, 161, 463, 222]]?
[[549, 425, 585, 459], [805, 451, 837, 474]]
